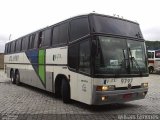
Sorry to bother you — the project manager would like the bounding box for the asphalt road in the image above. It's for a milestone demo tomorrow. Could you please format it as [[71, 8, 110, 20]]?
[[0, 70, 160, 120]]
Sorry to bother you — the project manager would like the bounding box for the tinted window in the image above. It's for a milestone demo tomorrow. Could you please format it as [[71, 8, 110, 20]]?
[[92, 15, 143, 39], [38, 31, 43, 48], [42, 28, 52, 47], [147, 52, 154, 58], [52, 22, 68, 46], [15, 39, 22, 52], [33, 32, 44, 48], [34, 33, 39, 48], [68, 44, 79, 70], [6, 43, 11, 53], [28, 34, 35, 49], [155, 51, 160, 58], [21, 36, 29, 51], [52, 26, 59, 45], [70, 17, 90, 42], [21, 38, 25, 51], [11, 41, 16, 53], [5, 43, 8, 53], [79, 40, 90, 73], [59, 23, 68, 44], [7, 43, 11, 53]]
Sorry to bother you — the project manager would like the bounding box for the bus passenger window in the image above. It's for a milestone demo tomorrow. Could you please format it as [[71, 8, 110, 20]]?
[[70, 17, 90, 42], [79, 40, 91, 74], [68, 44, 79, 70], [38, 32, 43, 48], [28, 34, 35, 49], [42, 29, 52, 47]]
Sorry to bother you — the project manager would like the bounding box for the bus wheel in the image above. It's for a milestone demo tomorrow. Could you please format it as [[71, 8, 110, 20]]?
[[149, 67, 154, 73], [61, 79, 70, 103], [10, 70, 15, 84], [15, 71, 21, 86]]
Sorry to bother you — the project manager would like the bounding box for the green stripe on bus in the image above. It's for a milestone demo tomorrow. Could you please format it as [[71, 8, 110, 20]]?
[[39, 49, 45, 64], [38, 49, 45, 84]]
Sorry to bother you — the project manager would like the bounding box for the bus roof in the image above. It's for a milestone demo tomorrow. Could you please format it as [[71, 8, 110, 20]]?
[[7, 13, 140, 44]]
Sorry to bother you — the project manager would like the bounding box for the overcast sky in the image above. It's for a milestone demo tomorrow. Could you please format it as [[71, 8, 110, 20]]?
[[0, 0, 160, 52]]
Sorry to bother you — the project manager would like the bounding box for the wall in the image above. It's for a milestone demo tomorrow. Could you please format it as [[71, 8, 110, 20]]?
[[0, 53, 4, 69]]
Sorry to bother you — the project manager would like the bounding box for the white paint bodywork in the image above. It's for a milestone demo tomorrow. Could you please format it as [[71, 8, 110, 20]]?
[[93, 77, 149, 87], [148, 50, 160, 72], [4, 46, 148, 105]]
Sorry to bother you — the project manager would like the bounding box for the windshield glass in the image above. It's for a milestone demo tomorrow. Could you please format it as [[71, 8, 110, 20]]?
[[127, 40, 148, 74], [94, 36, 148, 75]]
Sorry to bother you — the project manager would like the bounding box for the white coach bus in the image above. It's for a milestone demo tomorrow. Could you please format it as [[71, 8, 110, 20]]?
[[4, 13, 149, 105], [148, 50, 160, 73]]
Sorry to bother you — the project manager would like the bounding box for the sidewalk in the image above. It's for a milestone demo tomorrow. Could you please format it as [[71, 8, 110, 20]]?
[[0, 69, 9, 83]]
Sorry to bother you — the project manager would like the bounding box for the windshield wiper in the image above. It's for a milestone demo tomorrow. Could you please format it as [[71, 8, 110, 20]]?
[[122, 49, 130, 71], [128, 48, 142, 76]]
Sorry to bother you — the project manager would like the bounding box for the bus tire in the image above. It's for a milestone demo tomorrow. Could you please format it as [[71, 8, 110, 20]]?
[[61, 79, 70, 103], [10, 70, 15, 84], [149, 66, 154, 73], [15, 71, 21, 86]]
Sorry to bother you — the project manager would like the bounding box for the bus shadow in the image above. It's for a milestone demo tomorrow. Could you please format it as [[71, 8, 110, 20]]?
[[16, 83, 56, 98], [12, 82, 139, 112], [70, 100, 139, 112]]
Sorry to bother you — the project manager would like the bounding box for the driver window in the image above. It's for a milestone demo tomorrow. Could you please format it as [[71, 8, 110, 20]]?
[[79, 39, 91, 74]]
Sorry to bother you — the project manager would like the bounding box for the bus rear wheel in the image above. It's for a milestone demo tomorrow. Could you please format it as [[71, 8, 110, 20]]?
[[10, 70, 15, 84], [61, 79, 70, 103], [15, 71, 21, 86]]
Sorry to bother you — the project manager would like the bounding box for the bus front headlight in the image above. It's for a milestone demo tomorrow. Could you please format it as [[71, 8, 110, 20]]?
[[96, 85, 115, 91], [141, 83, 148, 88]]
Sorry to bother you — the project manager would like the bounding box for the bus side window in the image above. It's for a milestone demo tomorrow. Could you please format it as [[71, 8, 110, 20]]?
[[11, 41, 16, 53], [155, 51, 160, 58], [15, 39, 22, 52], [21, 36, 29, 51], [59, 22, 68, 44], [7, 43, 11, 53], [52, 26, 59, 45], [52, 22, 69, 46], [28, 34, 35, 49], [38, 32, 43, 48], [79, 39, 91, 74], [70, 17, 90, 42], [15, 40, 18, 52], [34, 32, 43, 49], [151, 52, 154, 58], [68, 43, 79, 70], [5, 43, 8, 54], [41, 29, 52, 47]]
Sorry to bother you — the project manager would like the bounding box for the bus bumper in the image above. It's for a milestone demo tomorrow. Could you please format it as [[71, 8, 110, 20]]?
[[91, 88, 148, 105]]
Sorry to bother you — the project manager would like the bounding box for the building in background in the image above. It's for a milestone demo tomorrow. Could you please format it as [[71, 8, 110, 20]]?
[[0, 53, 4, 69]]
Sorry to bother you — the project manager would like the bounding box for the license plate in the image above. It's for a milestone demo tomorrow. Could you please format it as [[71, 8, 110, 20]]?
[[123, 93, 132, 99]]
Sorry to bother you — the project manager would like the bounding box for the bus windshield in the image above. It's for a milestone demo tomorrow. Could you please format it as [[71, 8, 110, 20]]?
[[94, 36, 148, 75]]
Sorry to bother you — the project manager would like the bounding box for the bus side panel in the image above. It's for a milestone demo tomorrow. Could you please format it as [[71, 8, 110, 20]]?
[[19, 67, 45, 90], [45, 72, 54, 92], [68, 71, 78, 101], [77, 74, 92, 104], [22, 52, 46, 90], [46, 47, 68, 92], [4, 53, 46, 90], [45, 47, 67, 65], [4, 53, 26, 78]]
